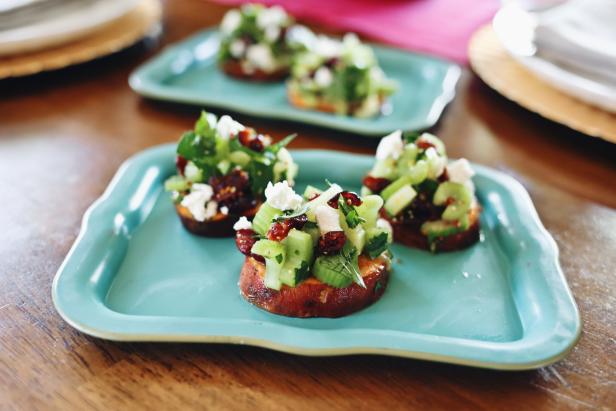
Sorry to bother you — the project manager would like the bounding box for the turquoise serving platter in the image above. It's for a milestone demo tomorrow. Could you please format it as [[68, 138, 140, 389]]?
[[128, 29, 460, 136], [52, 147, 581, 370]]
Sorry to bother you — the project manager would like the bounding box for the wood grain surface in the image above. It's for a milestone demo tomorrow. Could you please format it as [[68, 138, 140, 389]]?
[[1, 1, 615, 410]]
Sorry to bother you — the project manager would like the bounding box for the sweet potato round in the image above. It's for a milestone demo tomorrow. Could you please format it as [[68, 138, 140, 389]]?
[[388, 205, 481, 252], [221, 60, 288, 81], [175, 203, 260, 237], [287, 87, 387, 116], [239, 254, 391, 318]]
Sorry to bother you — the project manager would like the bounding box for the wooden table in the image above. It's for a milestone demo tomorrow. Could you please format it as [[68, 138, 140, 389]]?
[[1, 1, 615, 410]]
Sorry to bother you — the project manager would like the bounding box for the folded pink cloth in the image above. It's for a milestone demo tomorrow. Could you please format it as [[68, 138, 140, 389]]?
[[209, 0, 498, 63]]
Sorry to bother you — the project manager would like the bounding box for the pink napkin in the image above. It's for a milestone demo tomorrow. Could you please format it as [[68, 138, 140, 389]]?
[[209, 0, 498, 63]]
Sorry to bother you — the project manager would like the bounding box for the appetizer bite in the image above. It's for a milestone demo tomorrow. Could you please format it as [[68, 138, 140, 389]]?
[[361, 130, 481, 252], [287, 33, 397, 117], [165, 111, 298, 237], [234, 181, 393, 317], [218, 4, 307, 80]]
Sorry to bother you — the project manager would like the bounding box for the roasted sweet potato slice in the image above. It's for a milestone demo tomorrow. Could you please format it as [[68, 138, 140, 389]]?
[[239, 254, 391, 318], [175, 202, 260, 237]]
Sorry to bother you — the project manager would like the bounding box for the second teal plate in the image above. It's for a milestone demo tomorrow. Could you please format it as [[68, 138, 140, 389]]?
[[52, 147, 580, 370], [129, 29, 460, 136]]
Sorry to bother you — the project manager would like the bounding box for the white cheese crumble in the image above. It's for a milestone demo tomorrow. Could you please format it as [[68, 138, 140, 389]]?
[[256, 5, 288, 29], [265, 181, 303, 211], [447, 158, 475, 184], [204, 201, 219, 220], [181, 184, 214, 222], [425, 147, 446, 179], [246, 44, 277, 72], [233, 216, 253, 231], [376, 218, 392, 232], [221, 9, 241, 35], [216, 115, 244, 139], [376, 129, 404, 160], [229, 39, 246, 58], [264, 25, 281, 42], [220, 206, 229, 215], [314, 67, 333, 88], [315, 205, 342, 234], [313, 35, 342, 58]]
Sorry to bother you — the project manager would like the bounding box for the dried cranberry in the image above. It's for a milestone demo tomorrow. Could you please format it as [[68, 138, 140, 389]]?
[[288, 214, 308, 229], [176, 155, 187, 176], [237, 129, 268, 152], [209, 169, 251, 212], [318, 231, 346, 255], [236, 229, 258, 256], [327, 191, 362, 209], [267, 221, 292, 241], [416, 139, 436, 150], [341, 191, 362, 206], [362, 175, 391, 194], [438, 168, 449, 182], [325, 57, 339, 68], [327, 193, 340, 209], [266, 214, 308, 241]]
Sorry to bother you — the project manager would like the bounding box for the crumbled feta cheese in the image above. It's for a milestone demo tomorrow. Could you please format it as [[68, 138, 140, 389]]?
[[425, 147, 446, 179], [246, 44, 277, 72], [265, 181, 303, 211], [229, 39, 246, 58], [313, 35, 342, 58], [233, 216, 253, 231], [256, 5, 288, 29], [216, 115, 244, 139], [204, 201, 219, 220], [221, 9, 241, 34], [447, 159, 475, 185], [220, 206, 229, 215], [315, 205, 342, 234], [343, 33, 360, 47], [376, 218, 392, 233], [286, 25, 316, 49], [181, 184, 214, 222], [314, 67, 333, 88], [375, 130, 404, 160], [264, 25, 281, 42]]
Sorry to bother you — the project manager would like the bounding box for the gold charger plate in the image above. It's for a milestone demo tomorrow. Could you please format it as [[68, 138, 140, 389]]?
[[0, 0, 162, 79], [469, 25, 616, 144]]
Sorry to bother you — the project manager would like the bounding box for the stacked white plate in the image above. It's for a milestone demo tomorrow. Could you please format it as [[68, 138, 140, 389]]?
[[0, 0, 139, 57], [493, 0, 616, 113]]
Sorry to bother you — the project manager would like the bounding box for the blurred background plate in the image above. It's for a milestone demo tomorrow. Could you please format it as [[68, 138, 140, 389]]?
[[0, 0, 139, 57], [493, 2, 616, 113], [0, 0, 161, 79], [129, 29, 460, 136], [469, 25, 616, 144]]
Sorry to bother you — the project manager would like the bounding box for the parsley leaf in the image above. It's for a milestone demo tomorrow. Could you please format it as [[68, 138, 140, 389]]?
[[273, 204, 309, 222], [365, 232, 389, 259], [340, 244, 366, 288], [338, 195, 365, 228], [247, 158, 274, 198], [267, 133, 296, 154], [177, 131, 217, 162], [403, 130, 421, 143], [194, 111, 217, 136]]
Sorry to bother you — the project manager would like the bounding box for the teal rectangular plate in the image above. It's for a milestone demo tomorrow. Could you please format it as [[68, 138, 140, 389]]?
[[128, 29, 460, 136], [52, 147, 580, 370]]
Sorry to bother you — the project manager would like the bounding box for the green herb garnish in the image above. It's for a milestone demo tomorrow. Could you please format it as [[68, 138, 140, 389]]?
[[364, 232, 388, 259]]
